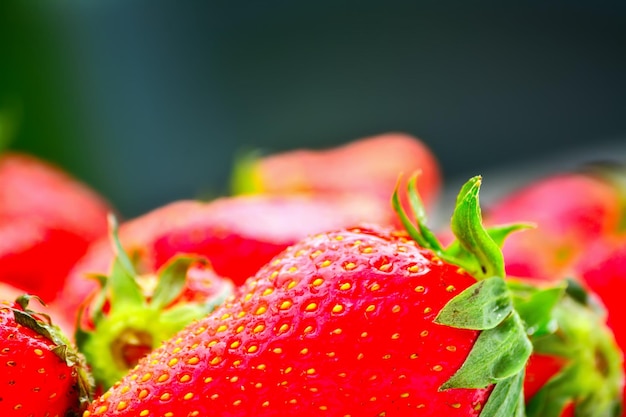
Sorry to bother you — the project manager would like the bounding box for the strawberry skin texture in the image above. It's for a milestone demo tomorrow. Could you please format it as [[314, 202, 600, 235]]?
[[0, 152, 111, 301], [85, 226, 491, 417], [60, 194, 395, 326], [0, 299, 90, 416]]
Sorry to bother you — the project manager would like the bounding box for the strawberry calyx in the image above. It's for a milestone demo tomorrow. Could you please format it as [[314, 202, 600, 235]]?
[[394, 174, 624, 416], [517, 278, 624, 417], [11, 294, 94, 411], [393, 174, 535, 416], [393, 174, 532, 279], [75, 215, 234, 390]]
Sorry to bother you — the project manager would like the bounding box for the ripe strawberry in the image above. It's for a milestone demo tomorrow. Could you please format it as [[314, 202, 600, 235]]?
[[0, 294, 93, 416], [483, 163, 626, 281], [59, 193, 396, 325], [86, 175, 613, 417], [0, 151, 112, 301], [75, 216, 235, 391], [231, 132, 442, 215]]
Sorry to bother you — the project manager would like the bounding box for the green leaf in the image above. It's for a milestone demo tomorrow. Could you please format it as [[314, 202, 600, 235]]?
[[149, 256, 198, 310], [450, 176, 505, 279], [440, 312, 532, 390], [485, 223, 536, 247], [107, 214, 138, 276], [479, 371, 526, 417], [435, 276, 512, 330]]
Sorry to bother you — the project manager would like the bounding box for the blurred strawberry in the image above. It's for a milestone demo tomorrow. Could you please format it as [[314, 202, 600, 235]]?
[[577, 243, 626, 412], [0, 152, 112, 301], [483, 163, 626, 281], [231, 132, 442, 216], [59, 193, 396, 327]]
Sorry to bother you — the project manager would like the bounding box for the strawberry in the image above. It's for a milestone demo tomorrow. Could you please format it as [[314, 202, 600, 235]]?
[[483, 162, 626, 281], [0, 151, 112, 301], [75, 216, 235, 391], [85, 175, 616, 417], [59, 193, 396, 325], [0, 294, 93, 416], [231, 132, 442, 216]]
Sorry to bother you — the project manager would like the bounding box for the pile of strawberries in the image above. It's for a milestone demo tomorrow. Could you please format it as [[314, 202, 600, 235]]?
[[1, 132, 625, 417]]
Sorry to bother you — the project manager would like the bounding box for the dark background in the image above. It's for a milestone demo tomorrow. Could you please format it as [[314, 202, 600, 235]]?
[[1, 1, 625, 218]]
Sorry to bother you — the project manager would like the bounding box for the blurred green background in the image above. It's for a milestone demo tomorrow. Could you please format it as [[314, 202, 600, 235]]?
[[1, 1, 625, 218]]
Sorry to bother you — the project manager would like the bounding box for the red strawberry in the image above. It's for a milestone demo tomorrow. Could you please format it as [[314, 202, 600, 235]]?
[[0, 152, 112, 301], [59, 193, 396, 325], [0, 294, 93, 416], [75, 216, 235, 391], [83, 176, 571, 417], [483, 163, 625, 281], [231, 132, 442, 216]]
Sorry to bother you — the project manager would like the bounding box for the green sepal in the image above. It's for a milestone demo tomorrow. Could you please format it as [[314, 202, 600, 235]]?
[[508, 280, 564, 337], [479, 370, 526, 417], [440, 311, 532, 390], [150, 256, 199, 310], [435, 276, 512, 330], [391, 174, 438, 250], [445, 223, 533, 273], [13, 295, 62, 347], [393, 175, 520, 281], [405, 174, 444, 252], [106, 214, 145, 312], [450, 176, 505, 279]]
